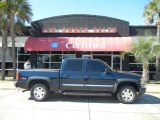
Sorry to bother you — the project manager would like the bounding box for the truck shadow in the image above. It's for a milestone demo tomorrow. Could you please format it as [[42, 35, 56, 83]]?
[[135, 94, 160, 104], [48, 94, 119, 103], [43, 93, 160, 104]]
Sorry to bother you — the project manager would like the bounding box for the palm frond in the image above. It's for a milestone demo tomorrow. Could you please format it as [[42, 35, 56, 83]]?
[[14, 0, 32, 23], [143, 0, 160, 24], [0, 0, 32, 33], [126, 35, 160, 63]]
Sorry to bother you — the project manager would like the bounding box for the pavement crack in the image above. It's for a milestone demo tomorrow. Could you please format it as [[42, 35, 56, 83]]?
[[87, 96, 91, 120]]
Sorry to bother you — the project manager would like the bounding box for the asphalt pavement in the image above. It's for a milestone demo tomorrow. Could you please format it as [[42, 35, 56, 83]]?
[[0, 80, 160, 120], [0, 89, 160, 120]]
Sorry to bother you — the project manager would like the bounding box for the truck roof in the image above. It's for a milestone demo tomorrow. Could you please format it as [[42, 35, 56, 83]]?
[[63, 58, 107, 64], [63, 58, 101, 61]]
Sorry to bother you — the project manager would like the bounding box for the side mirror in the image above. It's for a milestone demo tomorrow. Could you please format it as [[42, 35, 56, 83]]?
[[105, 68, 111, 74]]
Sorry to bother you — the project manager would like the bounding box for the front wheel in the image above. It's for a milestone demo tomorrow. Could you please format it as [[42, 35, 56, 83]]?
[[117, 86, 137, 104], [31, 84, 50, 101]]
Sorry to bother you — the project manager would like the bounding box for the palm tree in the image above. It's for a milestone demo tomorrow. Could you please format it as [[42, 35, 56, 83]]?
[[4, 0, 32, 79], [143, 0, 160, 80], [125, 36, 160, 82], [0, 0, 9, 80]]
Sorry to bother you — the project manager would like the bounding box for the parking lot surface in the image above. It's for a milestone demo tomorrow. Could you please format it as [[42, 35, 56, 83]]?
[[0, 90, 160, 120]]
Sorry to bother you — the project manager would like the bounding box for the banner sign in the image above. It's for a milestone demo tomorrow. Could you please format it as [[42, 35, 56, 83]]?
[[25, 37, 133, 52]]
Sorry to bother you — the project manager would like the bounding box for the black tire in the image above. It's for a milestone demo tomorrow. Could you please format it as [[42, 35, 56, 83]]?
[[31, 84, 50, 101], [117, 85, 137, 104]]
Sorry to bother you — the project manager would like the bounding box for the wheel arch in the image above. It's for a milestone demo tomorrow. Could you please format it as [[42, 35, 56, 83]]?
[[114, 80, 139, 94], [27, 78, 50, 90]]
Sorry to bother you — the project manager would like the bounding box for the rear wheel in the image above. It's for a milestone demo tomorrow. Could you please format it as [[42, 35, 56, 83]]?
[[117, 86, 137, 104], [31, 84, 50, 101]]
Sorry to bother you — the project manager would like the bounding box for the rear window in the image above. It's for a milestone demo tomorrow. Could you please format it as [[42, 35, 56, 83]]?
[[64, 60, 83, 72]]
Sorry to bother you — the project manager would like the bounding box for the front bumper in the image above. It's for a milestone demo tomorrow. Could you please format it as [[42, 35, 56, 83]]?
[[139, 84, 146, 94]]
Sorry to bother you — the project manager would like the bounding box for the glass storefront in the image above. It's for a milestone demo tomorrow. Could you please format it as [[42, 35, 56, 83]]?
[[129, 55, 156, 80], [17, 47, 30, 69], [37, 51, 76, 69], [0, 48, 157, 80], [0, 47, 17, 76], [85, 52, 122, 71]]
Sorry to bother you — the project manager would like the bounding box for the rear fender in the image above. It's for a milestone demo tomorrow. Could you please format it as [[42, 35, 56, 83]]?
[[27, 77, 50, 89]]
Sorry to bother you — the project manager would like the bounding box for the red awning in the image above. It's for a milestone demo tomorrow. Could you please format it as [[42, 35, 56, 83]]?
[[25, 37, 133, 52]]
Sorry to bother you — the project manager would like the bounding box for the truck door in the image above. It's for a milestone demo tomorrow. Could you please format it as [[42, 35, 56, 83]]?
[[60, 59, 85, 92], [85, 59, 116, 92]]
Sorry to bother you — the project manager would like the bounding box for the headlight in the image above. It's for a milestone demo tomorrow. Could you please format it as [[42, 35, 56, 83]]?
[[140, 78, 146, 84], [140, 78, 146, 88]]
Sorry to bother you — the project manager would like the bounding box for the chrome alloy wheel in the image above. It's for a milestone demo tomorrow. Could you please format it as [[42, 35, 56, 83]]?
[[121, 88, 134, 102], [33, 87, 46, 100]]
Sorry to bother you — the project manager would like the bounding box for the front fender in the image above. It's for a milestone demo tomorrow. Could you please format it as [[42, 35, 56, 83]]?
[[113, 79, 140, 93]]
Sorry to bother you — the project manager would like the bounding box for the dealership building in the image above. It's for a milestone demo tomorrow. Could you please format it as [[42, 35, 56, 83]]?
[[0, 14, 157, 80]]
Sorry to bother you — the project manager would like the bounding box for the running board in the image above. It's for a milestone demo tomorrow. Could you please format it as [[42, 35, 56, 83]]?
[[63, 92, 112, 96]]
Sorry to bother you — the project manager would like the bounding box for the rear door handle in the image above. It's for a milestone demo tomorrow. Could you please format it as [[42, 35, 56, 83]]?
[[84, 78, 88, 81], [64, 74, 70, 78], [84, 76, 88, 81]]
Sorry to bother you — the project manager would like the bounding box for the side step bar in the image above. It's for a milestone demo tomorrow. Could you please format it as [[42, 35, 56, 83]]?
[[63, 92, 112, 96]]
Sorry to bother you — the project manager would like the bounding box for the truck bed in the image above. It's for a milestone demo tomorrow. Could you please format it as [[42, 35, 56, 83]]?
[[17, 69, 60, 79]]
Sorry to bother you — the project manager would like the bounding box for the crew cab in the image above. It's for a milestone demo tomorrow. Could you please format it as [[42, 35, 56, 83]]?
[[15, 58, 146, 104]]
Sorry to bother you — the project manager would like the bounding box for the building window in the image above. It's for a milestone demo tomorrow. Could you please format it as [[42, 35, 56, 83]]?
[[0, 47, 18, 76], [37, 51, 76, 69], [92, 52, 122, 71], [17, 47, 30, 69], [129, 55, 156, 80]]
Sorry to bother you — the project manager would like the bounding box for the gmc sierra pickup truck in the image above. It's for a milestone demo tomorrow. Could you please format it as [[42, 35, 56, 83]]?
[[15, 58, 146, 104]]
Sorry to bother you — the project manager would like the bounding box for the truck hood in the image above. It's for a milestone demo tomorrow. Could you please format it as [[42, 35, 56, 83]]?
[[113, 71, 141, 80]]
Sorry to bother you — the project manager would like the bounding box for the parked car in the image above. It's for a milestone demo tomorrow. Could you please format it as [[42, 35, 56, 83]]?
[[15, 58, 146, 104]]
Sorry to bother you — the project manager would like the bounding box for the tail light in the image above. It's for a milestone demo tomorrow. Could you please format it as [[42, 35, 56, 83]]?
[[16, 71, 27, 80], [16, 72, 20, 79]]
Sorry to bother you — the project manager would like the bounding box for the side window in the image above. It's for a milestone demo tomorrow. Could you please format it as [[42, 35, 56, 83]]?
[[87, 61, 106, 72], [64, 60, 83, 72]]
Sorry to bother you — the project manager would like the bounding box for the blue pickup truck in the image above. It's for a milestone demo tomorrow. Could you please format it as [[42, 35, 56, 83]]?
[[15, 58, 146, 104]]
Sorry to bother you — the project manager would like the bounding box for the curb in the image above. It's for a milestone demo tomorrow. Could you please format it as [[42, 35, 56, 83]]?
[[146, 91, 160, 94], [0, 81, 17, 90], [0, 88, 19, 90]]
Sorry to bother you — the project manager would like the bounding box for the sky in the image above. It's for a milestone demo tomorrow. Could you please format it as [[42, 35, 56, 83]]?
[[28, 0, 151, 25]]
